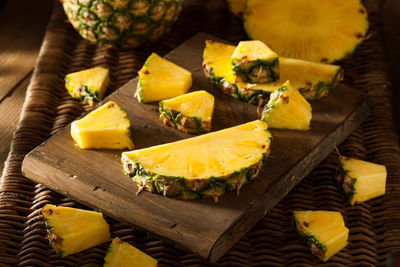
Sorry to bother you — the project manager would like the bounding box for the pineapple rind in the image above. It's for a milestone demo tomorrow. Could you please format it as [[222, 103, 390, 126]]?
[[232, 57, 280, 84]]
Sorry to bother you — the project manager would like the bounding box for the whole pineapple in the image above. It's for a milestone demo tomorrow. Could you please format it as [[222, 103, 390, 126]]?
[[60, 0, 183, 48]]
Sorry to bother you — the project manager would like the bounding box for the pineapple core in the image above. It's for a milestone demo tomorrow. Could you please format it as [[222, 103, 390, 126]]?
[[42, 204, 111, 257], [339, 156, 386, 205], [136, 53, 192, 103], [261, 81, 312, 130], [159, 90, 215, 134], [71, 100, 134, 149], [232, 40, 279, 83], [65, 66, 109, 106], [104, 237, 157, 267], [293, 210, 349, 262]]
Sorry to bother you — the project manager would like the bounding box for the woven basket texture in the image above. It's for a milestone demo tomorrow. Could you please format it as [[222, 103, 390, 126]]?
[[1, 0, 400, 266]]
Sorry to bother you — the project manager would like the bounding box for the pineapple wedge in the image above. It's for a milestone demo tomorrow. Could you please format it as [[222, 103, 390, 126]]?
[[293, 210, 349, 262], [261, 81, 312, 130], [136, 53, 192, 103], [65, 66, 109, 106], [338, 156, 386, 205], [159, 90, 215, 134], [42, 204, 111, 258], [104, 237, 157, 267], [122, 120, 271, 201], [203, 41, 342, 104], [71, 101, 134, 149], [232, 40, 279, 84], [244, 0, 369, 63]]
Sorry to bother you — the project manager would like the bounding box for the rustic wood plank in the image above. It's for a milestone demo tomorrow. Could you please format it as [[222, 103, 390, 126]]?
[[21, 33, 370, 262], [0, 0, 53, 103]]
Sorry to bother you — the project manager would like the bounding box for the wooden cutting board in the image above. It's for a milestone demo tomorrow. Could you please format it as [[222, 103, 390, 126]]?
[[22, 33, 370, 263]]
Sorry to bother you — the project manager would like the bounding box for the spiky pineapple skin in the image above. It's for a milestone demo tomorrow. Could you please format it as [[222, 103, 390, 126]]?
[[122, 152, 268, 202], [61, 0, 183, 48], [159, 102, 211, 134]]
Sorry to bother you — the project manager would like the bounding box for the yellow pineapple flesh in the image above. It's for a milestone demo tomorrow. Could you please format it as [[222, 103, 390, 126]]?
[[104, 237, 157, 267], [244, 0, 369, 63], [136, 53, 192, 103], [71, 101, 134, 149], [261, 81, 312, 130], [293, 210, 349, 262], [338, 156, 386, 205], [65, 66, 109, 106], [42, 204, 111, 258], [159, 90, 215, 134]]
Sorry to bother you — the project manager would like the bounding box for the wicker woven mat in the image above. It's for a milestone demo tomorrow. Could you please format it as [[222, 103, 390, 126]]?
[[1, 0, 400, 266]]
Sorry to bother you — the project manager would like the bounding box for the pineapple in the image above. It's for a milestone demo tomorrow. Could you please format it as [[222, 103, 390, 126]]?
[[42, 204, 111, 258], [60, 0, 183, 48], [122, 120, 271, 201], [104, 237, 157, 267], [231, 40, 279, 84], [136, 53, 192, 103], [244, 0, 369, 63], [261, 81, 312, 130], [65, 67, 109, 106], [293, 210, 349, 262], [71, 101, 134, 149], [159, 90, 215, 134], [203, 41, 342, 104], [226, 0, 245, 16], [338, 156, 387, 206]]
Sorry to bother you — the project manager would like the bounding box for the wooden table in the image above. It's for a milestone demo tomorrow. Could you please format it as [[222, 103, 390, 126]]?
[[1, 0, 399, 176]]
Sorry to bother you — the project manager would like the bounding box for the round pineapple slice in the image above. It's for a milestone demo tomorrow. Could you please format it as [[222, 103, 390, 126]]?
[[244, 0, 369, 63]]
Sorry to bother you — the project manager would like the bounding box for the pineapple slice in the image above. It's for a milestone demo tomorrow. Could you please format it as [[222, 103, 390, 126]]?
[[71, 101, 134, 149], [226, 0, 245, 16], [122, 120, 271, 201], [104, 237, 157, 267], [42, 204, 111, 258], [159, 90, 215, 134], [338, 156, 386, 205], [231, 40, 279, 84], [244, 0, 369, 63], [293, 210, 349, 262], [203, 41, 342, 103], [65, 66, 109, 106], [136, 53, 192, 103], [261, 81, 312, 130]]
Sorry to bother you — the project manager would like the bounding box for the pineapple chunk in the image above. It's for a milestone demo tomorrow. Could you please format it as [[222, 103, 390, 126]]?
[[71, 101, 134, 149], [136, 53, 192, 103], [104, 238, 157, 267], [203, 41, 342, 103], [122, 120, 271, 201], [244, 0, 369, 63], [226, 0, 246, 16], [42, 204, 111, 258], [65, 67, 109, 106], [231, 40, 279, 83], [293, 210, 349, 262], [159, 90, 215, 134], [261, 81, 312, 130], [338, 156, 386, 205]]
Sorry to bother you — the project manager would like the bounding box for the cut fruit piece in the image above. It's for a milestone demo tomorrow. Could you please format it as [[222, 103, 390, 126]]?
[[104, 237, 157, 267], [65, 66, 109, 106], [159, 90, 215, 134], [232, 40, 279, 83], [71, 101, 134, 149], [261, 81, 312, 130], [244, 0, 369, 63], [122, 120, 271, 201], [293, 210, 349, 262], [136, 53, 192, 103], [338, 156, 386, 206], [42, 204, 111, 258], [226, 0, 245, 16], [202, 41, 342, 103]]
